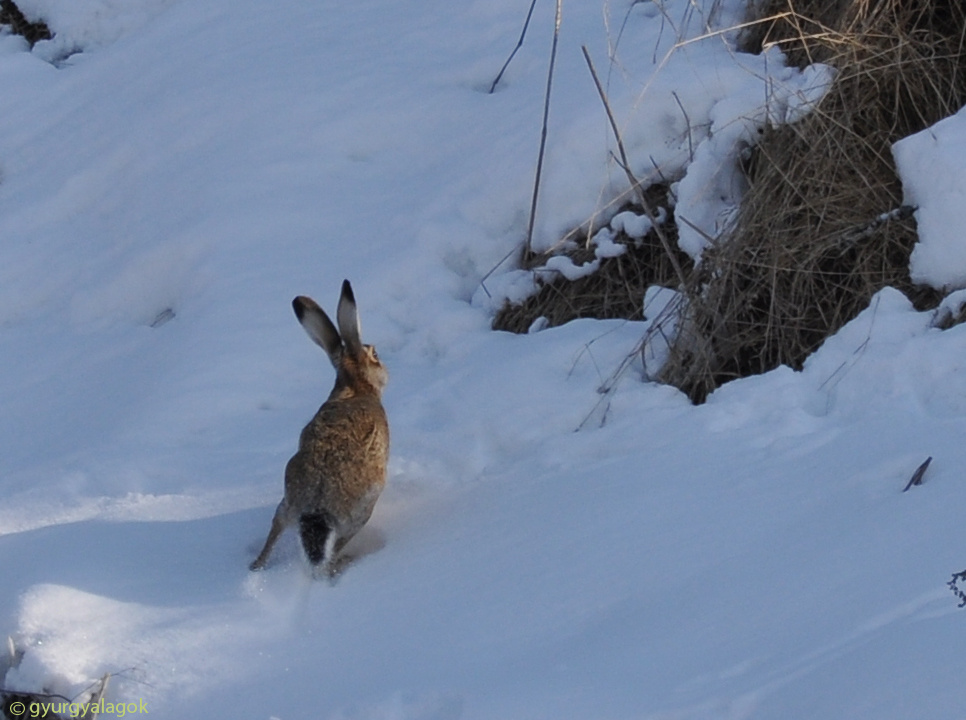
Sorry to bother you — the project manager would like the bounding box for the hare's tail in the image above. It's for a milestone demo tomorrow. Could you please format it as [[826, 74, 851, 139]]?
[[299, 513, 335, 566]]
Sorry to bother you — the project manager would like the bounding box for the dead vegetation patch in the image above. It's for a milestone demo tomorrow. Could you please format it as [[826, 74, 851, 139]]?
[[658, 0, 964, 402], [494, 0, 963, 403], [493, 183, 692, 333]]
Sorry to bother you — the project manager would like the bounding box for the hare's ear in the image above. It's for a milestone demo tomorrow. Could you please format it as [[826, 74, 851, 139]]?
[[336, 280, 363, 355], [293, 296, 342, 364]]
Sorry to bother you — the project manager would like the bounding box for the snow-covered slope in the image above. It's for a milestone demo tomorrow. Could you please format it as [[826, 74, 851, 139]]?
[[1, 1, 965, 718]]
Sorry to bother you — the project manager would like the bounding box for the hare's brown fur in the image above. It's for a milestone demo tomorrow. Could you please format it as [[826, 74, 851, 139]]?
[[250, 281, 389, 573]]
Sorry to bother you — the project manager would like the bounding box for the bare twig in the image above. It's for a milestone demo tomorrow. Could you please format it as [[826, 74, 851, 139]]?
[[489, 0, 540, 94], [671, 91, 694, 162], [836, 205, 917, 250], [582, 45, 690, 290], [478, 242, 524, 299], [523, 0, 563, 260], [902, 456, 932, 492]]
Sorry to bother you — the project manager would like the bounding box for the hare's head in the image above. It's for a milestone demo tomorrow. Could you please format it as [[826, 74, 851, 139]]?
[[293, 280, 388, 398]]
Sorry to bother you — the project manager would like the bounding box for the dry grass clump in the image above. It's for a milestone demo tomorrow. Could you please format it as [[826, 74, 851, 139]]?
[[493, 183, 691, 333], [660, 0, 964, 402]]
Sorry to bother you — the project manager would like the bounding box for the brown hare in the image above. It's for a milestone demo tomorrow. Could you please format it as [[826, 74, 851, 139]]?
[[250, 280, 389, 574]]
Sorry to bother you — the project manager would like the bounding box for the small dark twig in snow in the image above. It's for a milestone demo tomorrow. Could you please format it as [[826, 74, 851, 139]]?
[[523, 0, 562, 260], [478, 243, 524, 299], [902, 456, 932, 492], [818, 294, 881, 395], [489, 0, 539, 94], [671, 91, 694, 162]]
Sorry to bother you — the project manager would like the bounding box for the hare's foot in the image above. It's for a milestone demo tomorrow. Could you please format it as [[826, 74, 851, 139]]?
[[250, 503, 287, 570]]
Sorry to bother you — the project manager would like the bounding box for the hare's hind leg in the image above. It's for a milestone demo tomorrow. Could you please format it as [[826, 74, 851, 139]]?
[[250, 501, 289, 571]]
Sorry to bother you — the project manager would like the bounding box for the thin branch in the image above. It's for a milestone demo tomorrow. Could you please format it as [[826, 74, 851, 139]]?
[[671, 91, 694, 162], [523, 0, 563, 260], [581, 44, 689, 290], [478, 242, 524, 299], [902, 456, 932, 492], [489, 0, 539, 94], [835, 204, 917, 250]]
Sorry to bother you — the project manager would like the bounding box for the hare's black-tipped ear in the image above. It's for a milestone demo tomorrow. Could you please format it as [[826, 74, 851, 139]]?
[[337, 279, 363, 354], [293, 296, 342, 364]]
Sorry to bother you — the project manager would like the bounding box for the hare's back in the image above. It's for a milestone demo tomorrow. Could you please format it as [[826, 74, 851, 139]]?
[[286, 396, 389, 517]]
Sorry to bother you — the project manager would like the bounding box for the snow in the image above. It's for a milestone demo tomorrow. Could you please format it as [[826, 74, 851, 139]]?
[[591, 228, 626, 258], [672, 54, 834, 259], [610, 208, 665, 240], [894, 105, 966, 290], [1, 0, 965, 719], [13, 0, 175, 61], [641, 284, 683, 380], [541, 254, 600, 281]]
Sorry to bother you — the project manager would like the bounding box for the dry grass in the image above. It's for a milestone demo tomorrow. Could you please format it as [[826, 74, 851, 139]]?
[[493, 184, 691, 333], [660, 0, 964, 402]]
